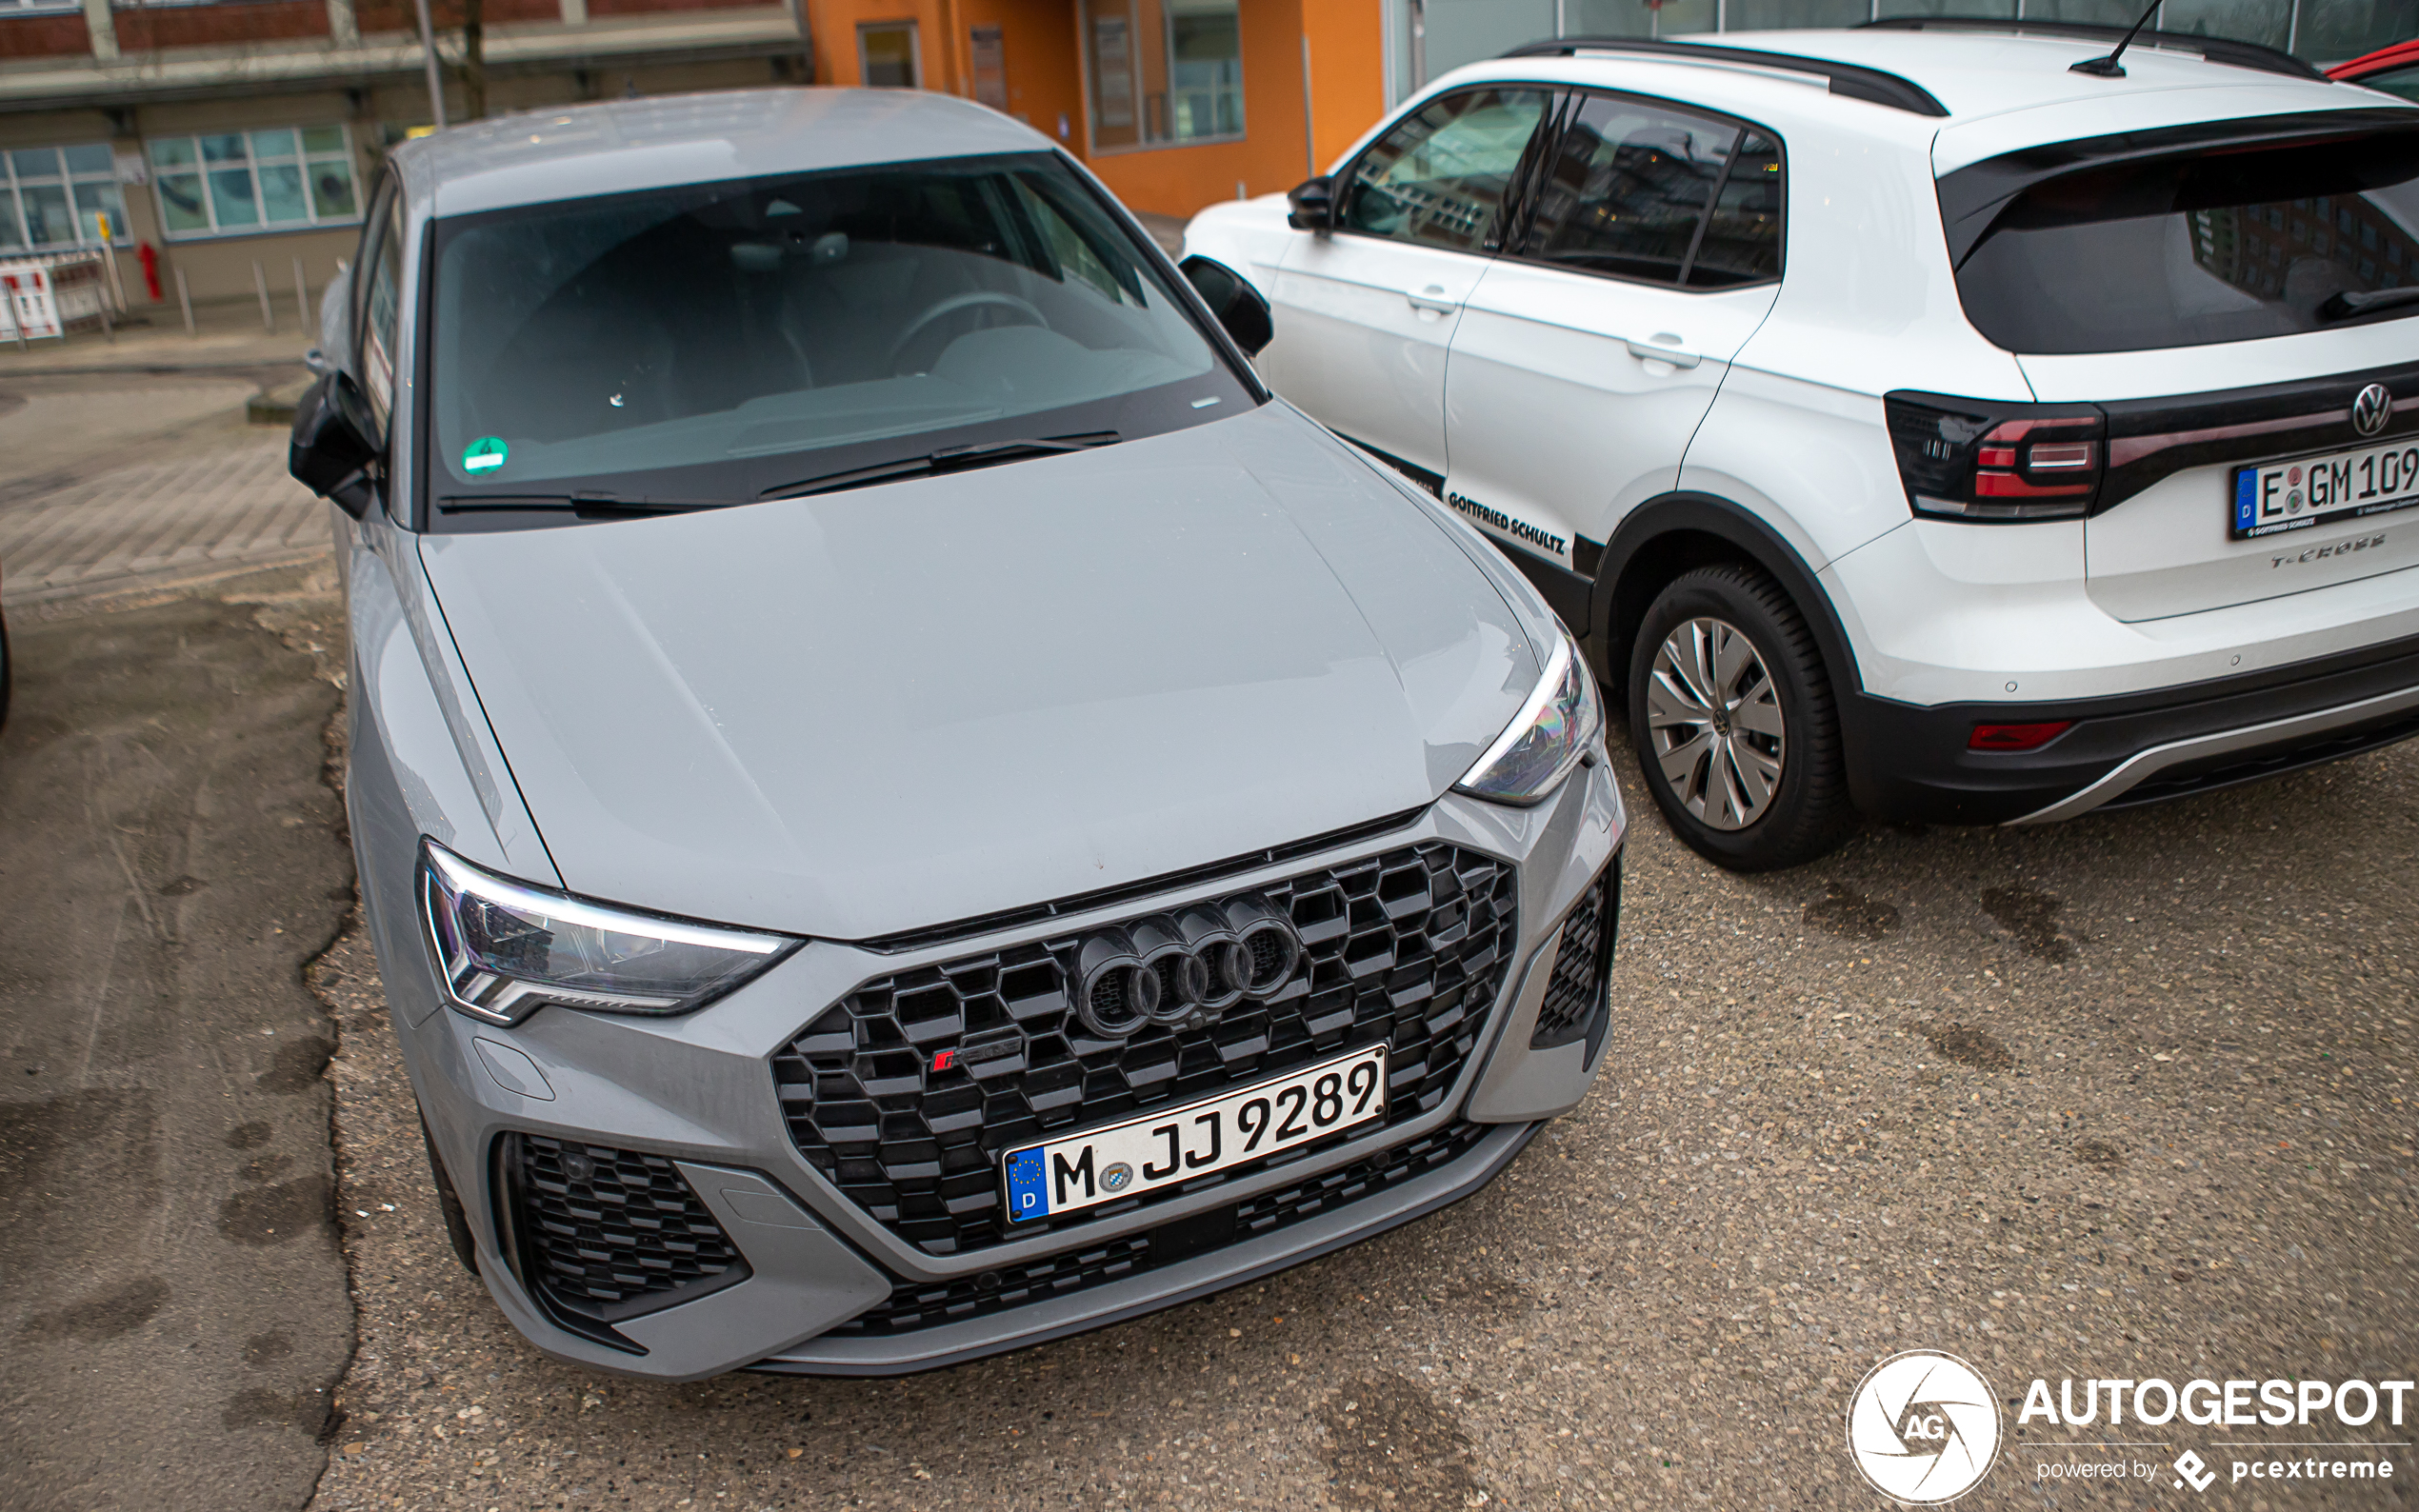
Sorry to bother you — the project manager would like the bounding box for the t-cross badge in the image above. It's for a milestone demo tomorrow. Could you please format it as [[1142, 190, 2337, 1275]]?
[[289, 89, 1625, 1379], [1187, 20, 2419, 870]]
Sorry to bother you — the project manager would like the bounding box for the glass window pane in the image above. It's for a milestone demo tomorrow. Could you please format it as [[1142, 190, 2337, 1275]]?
[[300, 125, 347, 154], [858, 22, 918, 87], [259, 163, 307, 223], [1688, 132, 1785, 288], [1341, 88, 1551, 253], [2350, 66, 2419, 105], [200, 133, 249, 164], [150, 138, 197, 169], [72, 180, 129, 241], [1167, 1, 1242, 141], [1955, 133, 2419, 353], [0, 190, 23, 251], [309, 157, 358, 218], [61, 143, 112, 175], [21, 184, 74, 245], [1522, 96, 1736, 286], [250, 129, 298, 160], [209, 167, 260, 227], [156, 172, 210, 232], [10, 149, 61, 181]]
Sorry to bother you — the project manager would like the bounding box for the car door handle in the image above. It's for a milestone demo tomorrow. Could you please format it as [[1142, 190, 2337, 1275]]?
[[1625, 336, 1702, 368], [1406, 285, 1457, 315]]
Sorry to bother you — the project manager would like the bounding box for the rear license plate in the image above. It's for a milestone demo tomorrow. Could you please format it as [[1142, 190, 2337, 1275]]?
[[2233, 438, 2419, 539], [1002, 1044, 1388, 1224]]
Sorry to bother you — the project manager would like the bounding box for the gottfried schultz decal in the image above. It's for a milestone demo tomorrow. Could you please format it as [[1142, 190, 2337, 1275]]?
[[1447, 490, 1568, 559]]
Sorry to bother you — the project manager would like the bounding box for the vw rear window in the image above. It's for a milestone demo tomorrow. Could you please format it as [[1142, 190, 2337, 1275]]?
[[1951, 128, 2419, 354]]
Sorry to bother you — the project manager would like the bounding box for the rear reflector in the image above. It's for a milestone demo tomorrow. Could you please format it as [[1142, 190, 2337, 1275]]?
[[1969, 721, 2074, 751]]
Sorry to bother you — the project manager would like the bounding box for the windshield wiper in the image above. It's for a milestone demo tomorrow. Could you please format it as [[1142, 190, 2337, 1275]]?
[[437, 493, 738, 517], [2320, 287, 2419, 322], [758, 432, 1120, 501]]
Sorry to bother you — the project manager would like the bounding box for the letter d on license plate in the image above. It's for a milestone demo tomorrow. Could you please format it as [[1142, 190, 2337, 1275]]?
[[1003, 1044, 1389, 1223]]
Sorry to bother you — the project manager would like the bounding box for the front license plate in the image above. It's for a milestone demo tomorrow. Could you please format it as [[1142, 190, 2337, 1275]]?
[[2233, 437, 2419, 539], [1002, 1044, 1389, 1224]]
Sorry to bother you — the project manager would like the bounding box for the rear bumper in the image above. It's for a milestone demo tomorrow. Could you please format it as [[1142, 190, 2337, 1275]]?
[[1842, 630, 2419, 825]]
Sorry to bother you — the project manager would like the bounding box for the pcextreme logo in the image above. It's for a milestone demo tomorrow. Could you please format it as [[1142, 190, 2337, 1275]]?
[[1846, 1350, 2003, 1503]]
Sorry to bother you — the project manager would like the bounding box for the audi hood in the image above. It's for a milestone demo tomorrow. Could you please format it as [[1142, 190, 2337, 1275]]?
[[417, 405, 1546, 940]]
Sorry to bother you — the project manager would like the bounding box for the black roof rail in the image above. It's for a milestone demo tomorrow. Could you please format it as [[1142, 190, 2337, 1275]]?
[[1858, 16, 2324, 81], [1499, 36, 1949, 116]]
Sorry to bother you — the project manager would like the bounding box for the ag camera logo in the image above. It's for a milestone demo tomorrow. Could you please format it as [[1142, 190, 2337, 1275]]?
[[1847, 1350, 2003, 1503]]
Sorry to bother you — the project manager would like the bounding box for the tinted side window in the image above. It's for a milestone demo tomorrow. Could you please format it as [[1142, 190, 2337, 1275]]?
[[1687, 131, 1783, 288], [1339, 88, 1552, 253], [1521, 95, 1737, 285], [358, 194, 404, 433], [2349, 65, 2419, 104]]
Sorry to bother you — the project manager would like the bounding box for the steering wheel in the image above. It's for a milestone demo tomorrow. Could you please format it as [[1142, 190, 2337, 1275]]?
[[886, 290, 1048, 372]]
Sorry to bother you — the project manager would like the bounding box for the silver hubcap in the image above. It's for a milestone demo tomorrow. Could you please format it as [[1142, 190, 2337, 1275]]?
[[1646, 617, 1786, 831]]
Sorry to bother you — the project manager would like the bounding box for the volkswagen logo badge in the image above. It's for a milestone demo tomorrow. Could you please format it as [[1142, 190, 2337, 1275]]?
[[1072, 894, 1303, 1039], [2351, 382, 2393, 439]]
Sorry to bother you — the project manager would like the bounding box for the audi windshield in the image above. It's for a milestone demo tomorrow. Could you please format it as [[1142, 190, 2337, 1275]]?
[[423, 152, 1256, 527]]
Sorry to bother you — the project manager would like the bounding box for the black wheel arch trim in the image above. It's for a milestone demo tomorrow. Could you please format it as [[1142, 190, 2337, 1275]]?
[[1587, 492, 1864, 704]]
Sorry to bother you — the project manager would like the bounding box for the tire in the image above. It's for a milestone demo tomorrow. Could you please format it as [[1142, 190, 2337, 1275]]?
[[421, 1118, 481, 1275], [1626, 563, 1855, 871]]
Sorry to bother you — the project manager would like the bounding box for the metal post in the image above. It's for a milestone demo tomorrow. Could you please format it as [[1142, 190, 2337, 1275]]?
[[1300, 32, 1316, 180], [293, 256, 310, 328], [1554, 0, 1566, 37], [96, 275, 113, 342], [2286, 0, 2301, 54], [1409, 0, 1426, 90], [175, 265, 194, 336], [413, 0, 450, 129], [253, 260, 274, 333], [1716, 0, 1726, 30]]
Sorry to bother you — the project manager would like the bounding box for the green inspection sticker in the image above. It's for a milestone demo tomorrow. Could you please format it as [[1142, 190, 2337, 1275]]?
[[462, 436, 509, 474]]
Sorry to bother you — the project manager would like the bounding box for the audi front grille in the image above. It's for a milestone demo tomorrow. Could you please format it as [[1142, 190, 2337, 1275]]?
[[771, 842, 1520, 1256]]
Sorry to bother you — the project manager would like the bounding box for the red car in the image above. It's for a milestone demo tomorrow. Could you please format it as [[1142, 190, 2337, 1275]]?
[[2329, 37, 2419, 100]]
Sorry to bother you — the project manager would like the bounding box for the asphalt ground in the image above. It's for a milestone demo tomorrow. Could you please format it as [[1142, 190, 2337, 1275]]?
[[0, 566, 356, 1512], [303, 717, 2418, 1512]]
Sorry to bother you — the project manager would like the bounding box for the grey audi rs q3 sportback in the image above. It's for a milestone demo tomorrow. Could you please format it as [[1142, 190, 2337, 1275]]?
[[289, 88, 1625, 1379]]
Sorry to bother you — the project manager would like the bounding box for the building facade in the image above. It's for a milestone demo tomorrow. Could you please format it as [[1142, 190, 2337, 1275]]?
[[3, 0, 2406, 302]]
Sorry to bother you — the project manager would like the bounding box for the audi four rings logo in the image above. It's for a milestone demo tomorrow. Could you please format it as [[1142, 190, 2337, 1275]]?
[[1073, 895, 1303, 1038], [2352, 383, 2393, 439]]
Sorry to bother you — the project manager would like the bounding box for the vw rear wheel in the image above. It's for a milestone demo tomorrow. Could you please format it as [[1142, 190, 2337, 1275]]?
[[1628, 564, 1853, 871]]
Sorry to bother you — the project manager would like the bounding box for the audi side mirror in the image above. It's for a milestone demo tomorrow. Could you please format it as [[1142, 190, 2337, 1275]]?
[[1287, 175, 1334, 233], [1180, 255, 1274, 359], [289, 371, 381, 520]]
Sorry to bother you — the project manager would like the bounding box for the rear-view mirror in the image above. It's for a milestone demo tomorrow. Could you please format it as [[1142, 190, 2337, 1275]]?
[[288, 372, 382, 519], [1286, 175, 1335, 232], [1180, 255, 1274, 359]]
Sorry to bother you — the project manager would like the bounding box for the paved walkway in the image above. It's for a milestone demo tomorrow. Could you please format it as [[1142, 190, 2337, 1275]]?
[[0, 438, 329, 607]]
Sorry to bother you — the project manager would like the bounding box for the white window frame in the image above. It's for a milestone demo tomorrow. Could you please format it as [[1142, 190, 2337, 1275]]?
[[1, 143, 133, 252], [146, 125, 364, 243], [0, 0, 86, 13]]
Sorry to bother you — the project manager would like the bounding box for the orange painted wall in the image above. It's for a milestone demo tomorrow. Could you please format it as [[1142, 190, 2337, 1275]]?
[[1080, 0, 1382, 220], [1303, 0, 1386, 171], [962, 0, 1083, 146], [799, 0, 1385, 221]]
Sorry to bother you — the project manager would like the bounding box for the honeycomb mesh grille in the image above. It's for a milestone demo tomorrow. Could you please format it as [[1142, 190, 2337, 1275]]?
[[1529, 863, 1618, 1049], [826, 1121, 1496, 1337], [773, 842, 1519, 1256], [510, 1134, 747, 1319]]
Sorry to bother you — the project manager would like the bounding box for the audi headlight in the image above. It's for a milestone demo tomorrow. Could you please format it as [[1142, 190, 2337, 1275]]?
[[418, 841, 797, 1026], [1454, 628, 1603, 806]]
